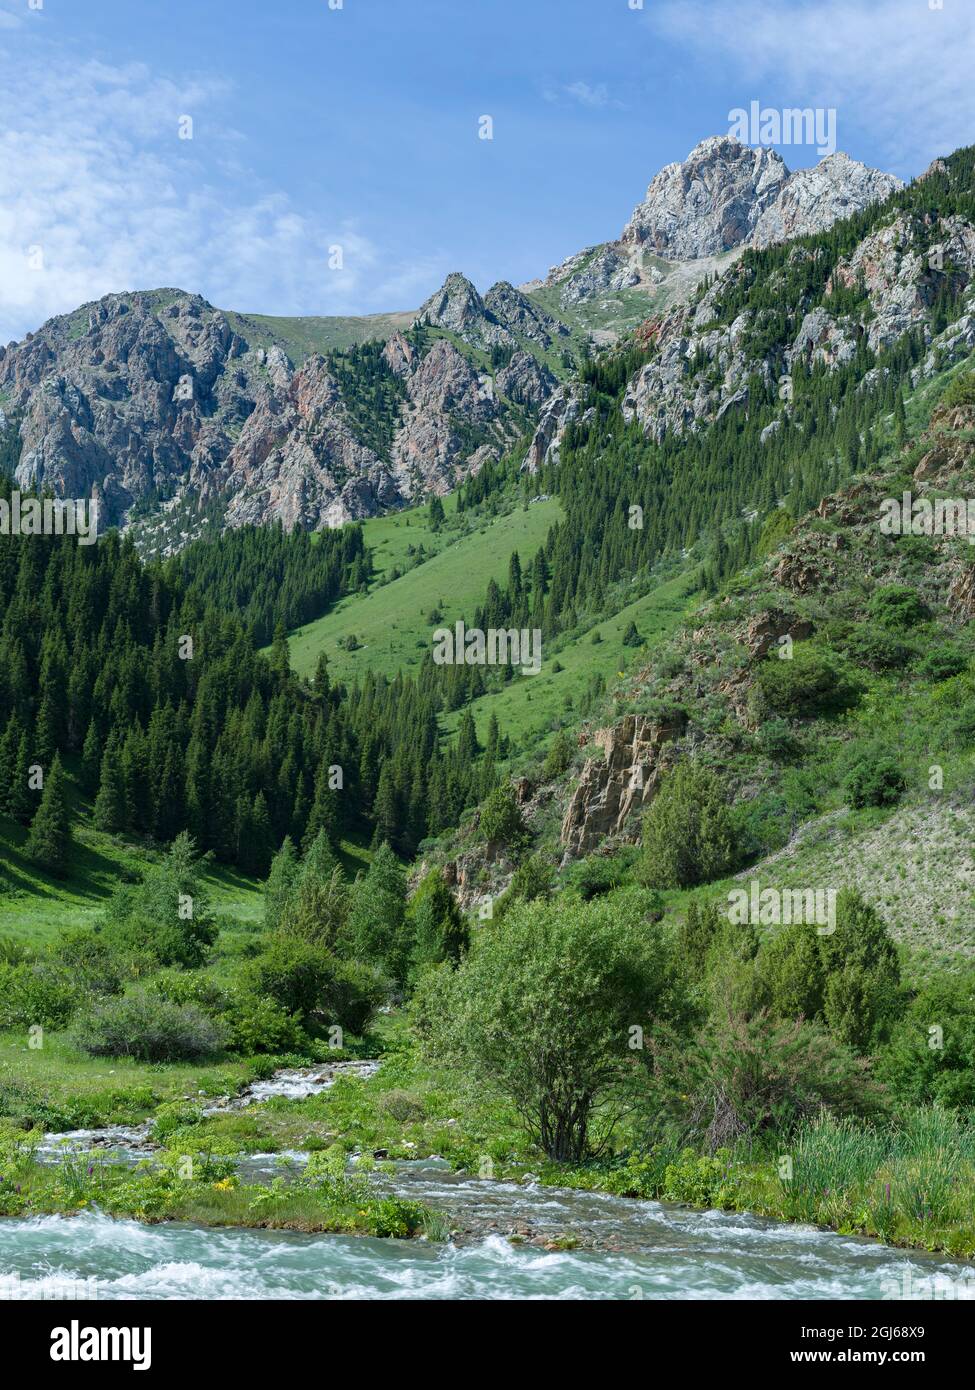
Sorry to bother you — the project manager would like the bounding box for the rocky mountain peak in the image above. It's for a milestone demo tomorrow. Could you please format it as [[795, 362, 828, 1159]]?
[[751, 152, 903, 248], [414, 272, 487, 337], [621, 136, 790, 259], [619, 136, 900, 262]]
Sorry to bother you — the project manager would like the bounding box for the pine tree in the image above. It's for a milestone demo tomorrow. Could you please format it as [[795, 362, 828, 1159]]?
[[25, 754, 71, 874], [93, 741, 127, 832], [80, 720, 102, 797]]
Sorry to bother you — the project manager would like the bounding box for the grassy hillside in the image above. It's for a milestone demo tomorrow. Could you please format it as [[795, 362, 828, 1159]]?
[[0, 813, 264, 949], [287, 495, 562, 681], [441, 570, 698, 749], [224, 308, 416, 361]]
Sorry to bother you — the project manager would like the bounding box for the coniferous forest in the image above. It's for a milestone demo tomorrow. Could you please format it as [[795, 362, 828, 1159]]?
[[5, 0, 975, 1334]]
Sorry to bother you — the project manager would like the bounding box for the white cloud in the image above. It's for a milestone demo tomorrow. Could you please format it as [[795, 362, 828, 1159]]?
[[564, 81, 611, 109], [649, 0, 975, 174], [0, 45, 443, 341], [543, 79, 615, 110]]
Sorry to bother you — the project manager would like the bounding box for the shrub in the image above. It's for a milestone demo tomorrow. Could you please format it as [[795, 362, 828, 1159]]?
[[53, 930, 124, 996], [651, 1013, 882, 1151], [867, 584, 926, 630], [877, 972, 975, 1108], [144, 970, 229, 1014], [842, 752, 907, 809], [478, 784, 527, 847], [818, 890, 903, 1051], [0, 962, 82, 1030], [245, 939, 386, 1036], [436, 896, 683, 1162], [378, 1088, 428, 1123], [917, 643, 968, 682], [754, 644, 862, 720], [848, 623, 920, 672], [565, 852, 634, 901], [73, 990, 225, 1062], [245, 939, 339, 1027], [756, 717, 802, 761], [220, 991, 308, 1055], [495, 853, 556, 918], [639, 762, 736, 889], [329, 959, 388, 1035]]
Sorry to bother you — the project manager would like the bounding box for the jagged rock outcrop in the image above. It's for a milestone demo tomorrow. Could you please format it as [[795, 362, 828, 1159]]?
[[4, 291, 258, 527], [621, 137, 790, 259], [559, 711, 686, 858], [620, 138, 899, 261], [751, 152, 902, 248], [2, 288, 549, 537], [414, 272, 568, 352], [522, 384, 590, 473]]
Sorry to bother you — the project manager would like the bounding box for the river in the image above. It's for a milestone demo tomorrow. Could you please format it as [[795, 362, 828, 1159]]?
[[2, 1063, 972, 1301]]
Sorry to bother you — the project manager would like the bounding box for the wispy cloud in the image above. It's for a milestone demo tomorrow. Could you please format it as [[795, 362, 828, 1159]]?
[[0, 40, 444, 341], [543, 79, 616, 110], [648, 0, 975, 174]]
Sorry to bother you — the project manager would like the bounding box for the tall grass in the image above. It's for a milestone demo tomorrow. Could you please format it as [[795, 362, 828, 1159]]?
[[775, 1108, 975, 1243]]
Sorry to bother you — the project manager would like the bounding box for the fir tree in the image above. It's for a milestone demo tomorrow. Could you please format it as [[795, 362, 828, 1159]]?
[[25, 754, 71, 874]]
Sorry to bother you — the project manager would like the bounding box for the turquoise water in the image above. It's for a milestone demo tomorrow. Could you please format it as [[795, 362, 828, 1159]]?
[[2, 1192, 972, 1300], [8, 1064, 973, 1300]]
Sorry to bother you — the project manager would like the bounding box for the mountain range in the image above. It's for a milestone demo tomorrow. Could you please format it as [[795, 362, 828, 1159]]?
[[0, 136, 914, 549]]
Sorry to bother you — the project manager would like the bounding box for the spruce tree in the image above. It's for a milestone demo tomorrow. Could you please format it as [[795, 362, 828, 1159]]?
[[25, 754, 71, 874], [93, 742, 127, 832]]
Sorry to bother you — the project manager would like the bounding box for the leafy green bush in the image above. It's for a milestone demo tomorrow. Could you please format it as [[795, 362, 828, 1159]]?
[[867, 584, 926, 630], [219, 990, 308, 1055], [245, 939, 339, 1026], [756, 717, 802, 761], [639, 762, 737, 889], [0, 962, 82, 1030], [478, 783, 527, 847], [917, 643, 968, 682], [144, 970, 229, 1014], [329, 959, 388, 1035], [73, 990, 225, 1062], [661, 1148, 734, 1206], [564, 852, 635, 901], [245, 938, 385, 1035], [877, 972, 975, 1108], [848, 623, 920, 672], [842, 752, 907, 809], [53, 930, 124, 996], [754, 644, 862, 720], [757, 890, 903, 1052]]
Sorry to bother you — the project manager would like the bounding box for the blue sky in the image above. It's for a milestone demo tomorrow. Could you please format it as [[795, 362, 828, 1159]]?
[[2, 0, 974, 341]]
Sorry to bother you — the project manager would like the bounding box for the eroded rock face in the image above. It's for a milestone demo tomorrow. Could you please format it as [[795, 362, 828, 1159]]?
[[621, 137, 789, 259], [5, 291, 257, 527], [559, 712, 686, 858], [2, 290, 550, 538], [751, 153, 902, 248], [523, 384, 589, 473], [414, 272, 568, 353]]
